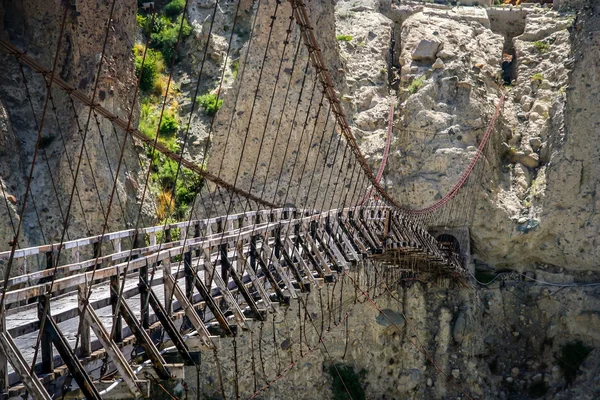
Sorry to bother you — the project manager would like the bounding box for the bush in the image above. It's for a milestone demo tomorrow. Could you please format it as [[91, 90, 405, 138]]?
[[134, 47, 165, 92], [532, 41, 550, 53], [197, 93, 223, 115], [159, 110, 178, 136], [231, 59, 240, 79], [336, 34, 353, 42], [151, 15, 192, 65], [164, 0, 186, 18], [408, 75, 425, 94], [530, 73, 544, 83]]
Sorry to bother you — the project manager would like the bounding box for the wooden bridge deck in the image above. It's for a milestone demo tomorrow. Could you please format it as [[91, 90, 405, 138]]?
[[0, 206, 465, 399]]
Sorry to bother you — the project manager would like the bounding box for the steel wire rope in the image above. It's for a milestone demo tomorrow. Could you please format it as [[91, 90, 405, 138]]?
[[92, 112, 131, 230], [66, 97, 119, 242], [169, 0, 294, 323], [111, 0, 225, 339], [0, 6, 69, 300], [30, 0, 122, 370], [47, 90, 93, 237], [18, 63, 72, 244], [345, 271, 475, 400], [214, 4, 304, 303]]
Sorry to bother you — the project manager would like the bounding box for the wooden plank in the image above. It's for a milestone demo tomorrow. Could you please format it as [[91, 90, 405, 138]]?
[[0, 310, 7, 393], [0, 332, 52, 400], [202, 248, 247, 329], [304, 234, 333, 275], [163, 272, 214, 349], [235, 242, 273, 311], [63, 379, 150, 399], [220, 244, 264, 320], [118, 299, 171, 379], [278, 239, 309, 292], [284, 237, 317, 285], [80, 303, 142, 397], [38, 295, 54, 373], [261, 239, 298, 300], [43, 316, 102, 399], [78, 286, 91, 357], [253, 241, 287, 304]]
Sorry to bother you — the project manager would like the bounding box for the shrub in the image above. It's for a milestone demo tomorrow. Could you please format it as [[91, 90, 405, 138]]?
[[231, 59, 240, 79], [408, 75, 425, 94], [134, 47, 165, 92], [151, 15, 192, 65], [530, 73, 544, 83], [157, 189, 175, 220], [159, 110, 178, 136], [197, 93, 223, 115], [532, 41, 550, 53], [164, 0, 186, 18], [336, 34, 353, 42]]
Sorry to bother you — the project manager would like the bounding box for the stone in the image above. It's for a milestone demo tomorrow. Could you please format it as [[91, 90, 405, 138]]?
[[411, 39, 442, 61], [451, 369, 460, 379], [427, 377, 433, 387], [529, 137, 542, 151], [432, 58, 445, 69], [456, 81, 472, 89], [511, 367, 520, 377], [513, 152, 540, 169], [436, 49, 455, 60]]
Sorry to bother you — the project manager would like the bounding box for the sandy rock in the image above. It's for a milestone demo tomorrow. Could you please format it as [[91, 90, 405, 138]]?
[[411, 39, 442, 61], [432, 57, 445, 69]]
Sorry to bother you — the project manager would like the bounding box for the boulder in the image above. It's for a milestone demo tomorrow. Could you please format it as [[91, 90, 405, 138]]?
[[411, 39, 442, 61], [432, 58, 445, 69]]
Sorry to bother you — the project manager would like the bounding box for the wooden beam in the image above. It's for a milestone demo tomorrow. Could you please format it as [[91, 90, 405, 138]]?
[[0, 332, 52, 400], [79, 303, 142, 397], [118, 299, 171, 380], [220, 243, 264, 320], [202, 248, 248, 329], [43, 315, 102, 399], [235, 242, 274, 312], [162, 270, 215, 349]]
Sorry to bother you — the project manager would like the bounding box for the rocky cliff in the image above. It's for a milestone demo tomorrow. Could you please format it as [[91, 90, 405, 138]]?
[[0, 0, 149, 271]]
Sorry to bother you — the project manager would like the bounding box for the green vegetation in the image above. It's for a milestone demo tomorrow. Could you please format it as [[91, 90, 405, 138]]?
[[134, 46, 165, 92], [557, 341, 592, 385], [326, 364, 366, 400], [134, 1, 202, 222], [137, 12, 192, 65], [530, 73, 544, 83], [532, 41, 550, 53], [336, 34, 353, 42], [164, 0, 186, 18], [159, 108, 179, 136], [197, 93, 223, 116], [231, 59, 240, 79], [408, 75, 425, 94]]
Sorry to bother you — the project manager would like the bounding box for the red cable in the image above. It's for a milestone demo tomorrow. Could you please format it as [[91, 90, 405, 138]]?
[[359, 98, 394, 205]]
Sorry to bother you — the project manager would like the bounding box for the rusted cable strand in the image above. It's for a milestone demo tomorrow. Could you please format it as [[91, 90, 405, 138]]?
[[290, 0, 504, 216], [0, 38, 279, 210], [359, 98, 394, 205]]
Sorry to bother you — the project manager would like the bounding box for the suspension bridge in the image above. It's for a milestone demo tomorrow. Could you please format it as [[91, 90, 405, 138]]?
[[0, 0, 504, 398]]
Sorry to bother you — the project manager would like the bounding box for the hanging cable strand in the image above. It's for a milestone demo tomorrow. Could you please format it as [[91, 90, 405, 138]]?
[[0, 2, 68, 297]]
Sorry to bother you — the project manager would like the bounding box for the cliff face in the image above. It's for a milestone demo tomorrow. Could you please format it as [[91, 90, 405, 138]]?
[[333, 0, 599, 274], [0, 0, 147, 265]]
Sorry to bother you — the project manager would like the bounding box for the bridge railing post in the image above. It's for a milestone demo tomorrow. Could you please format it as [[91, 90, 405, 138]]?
[[0, 306, 7, 393], [109, 239, 123, 343], [38, 294, 54, 374]]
